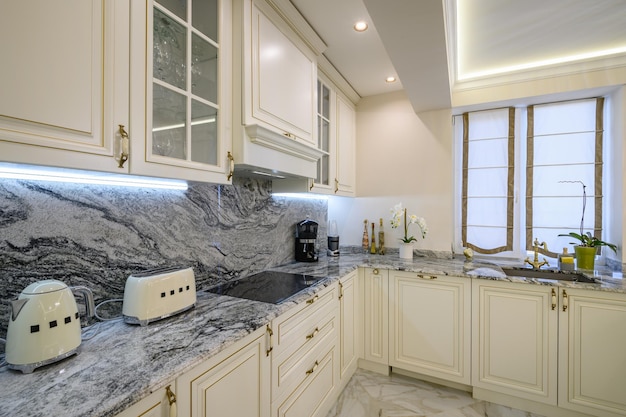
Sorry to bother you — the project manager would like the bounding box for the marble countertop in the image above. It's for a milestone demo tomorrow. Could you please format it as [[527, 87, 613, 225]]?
[[1, 253, 623, 417]]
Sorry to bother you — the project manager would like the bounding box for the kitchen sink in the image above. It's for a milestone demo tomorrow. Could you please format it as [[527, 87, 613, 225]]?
[[501, 267, 596, 283]]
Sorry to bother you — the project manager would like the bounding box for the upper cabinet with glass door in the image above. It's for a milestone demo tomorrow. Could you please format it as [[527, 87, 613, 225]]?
[[0, 0, 130, 173], [129, 0, 233, 183]]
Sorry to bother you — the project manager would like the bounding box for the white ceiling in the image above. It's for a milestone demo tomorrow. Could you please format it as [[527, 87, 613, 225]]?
[[291, 0, 626, 112]]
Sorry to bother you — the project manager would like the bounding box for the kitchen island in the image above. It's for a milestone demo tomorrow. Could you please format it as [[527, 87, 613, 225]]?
[[0, 252, 623, 417]]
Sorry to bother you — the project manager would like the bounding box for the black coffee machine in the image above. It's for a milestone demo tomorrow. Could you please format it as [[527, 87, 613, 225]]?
[[295, 218, 318, 262]]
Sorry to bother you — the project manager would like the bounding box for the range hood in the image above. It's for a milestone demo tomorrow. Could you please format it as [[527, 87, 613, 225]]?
[[233, 124, 324, 179]]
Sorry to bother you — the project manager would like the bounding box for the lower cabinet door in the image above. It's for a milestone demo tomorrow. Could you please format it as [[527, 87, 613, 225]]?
[[472, 280, 557, 405], [114, 383, 174, 417], [559, 288, 626, 417], [389, 272, 471, 385], [275, 345, 337, 417], [177, 327, 270, 417]]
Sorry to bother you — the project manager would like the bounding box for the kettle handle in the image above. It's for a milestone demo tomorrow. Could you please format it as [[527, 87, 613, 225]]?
[[71, 286, 95, 319], [9, 298, 29, 321]]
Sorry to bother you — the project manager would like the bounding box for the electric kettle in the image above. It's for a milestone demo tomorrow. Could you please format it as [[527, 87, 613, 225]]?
[[5, 280, 95, 374]]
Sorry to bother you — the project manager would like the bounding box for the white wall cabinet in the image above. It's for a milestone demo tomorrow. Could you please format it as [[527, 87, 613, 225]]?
[[472, 280, 558, 405], [0, 0, 130, 173], [232, 0, 325, 179], [338, 270, 359, 390], [273, 73, 356, 196], [176, 325, 270, 417], [390, 271, 471, 385], [129, 0, 233, 184], [334, 94, 356, 196], [558, 288, 626, 417]]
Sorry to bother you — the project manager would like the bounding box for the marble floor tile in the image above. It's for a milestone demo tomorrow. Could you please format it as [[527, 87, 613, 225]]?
[[326, 369, 546, 417]]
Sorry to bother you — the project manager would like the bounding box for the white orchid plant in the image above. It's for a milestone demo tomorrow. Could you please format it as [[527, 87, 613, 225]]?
[[390, 203, 427, 244]]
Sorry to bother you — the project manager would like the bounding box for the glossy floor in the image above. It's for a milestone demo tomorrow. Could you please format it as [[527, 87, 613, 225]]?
[[326, 369, 546, 417]]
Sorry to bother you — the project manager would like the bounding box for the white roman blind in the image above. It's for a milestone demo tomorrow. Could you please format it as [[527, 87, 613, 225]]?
[[462, 108, 514, 254], [526, 98, 604, 256]]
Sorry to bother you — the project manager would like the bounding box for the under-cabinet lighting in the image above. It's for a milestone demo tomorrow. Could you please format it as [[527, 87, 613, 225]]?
[[385, 76, 397, 83], [152, 117, 216, 133], [272, 193, 329, 201], [252, 170, 286, 179], [0, 163, 188, 190]]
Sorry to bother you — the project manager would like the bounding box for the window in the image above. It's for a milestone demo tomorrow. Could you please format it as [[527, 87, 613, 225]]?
[[456, 97, 609, 260]]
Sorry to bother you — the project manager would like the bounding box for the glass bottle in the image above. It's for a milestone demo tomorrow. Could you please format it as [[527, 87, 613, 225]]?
[[370, 222, 377, 254], [362, 219, 369, 252], [378, 218, 385, 255]]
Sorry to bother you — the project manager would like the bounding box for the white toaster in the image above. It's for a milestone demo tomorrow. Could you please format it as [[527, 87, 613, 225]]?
[[122, 266, 196, 326]]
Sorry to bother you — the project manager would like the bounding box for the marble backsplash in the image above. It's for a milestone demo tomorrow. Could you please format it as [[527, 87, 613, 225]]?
[[0, 177, 327, 339]]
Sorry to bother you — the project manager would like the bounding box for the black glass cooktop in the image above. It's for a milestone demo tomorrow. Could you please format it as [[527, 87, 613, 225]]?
[[206, 271, 327, 304]]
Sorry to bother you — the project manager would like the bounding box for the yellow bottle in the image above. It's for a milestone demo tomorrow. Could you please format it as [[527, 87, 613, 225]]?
[[378, 218, 385, 255]]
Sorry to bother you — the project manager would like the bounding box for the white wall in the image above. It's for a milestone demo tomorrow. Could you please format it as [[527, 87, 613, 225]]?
[[329, 91, 453, 251]]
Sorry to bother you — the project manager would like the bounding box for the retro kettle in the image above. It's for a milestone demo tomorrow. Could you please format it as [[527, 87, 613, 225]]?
[[5, 280, 95, 373]]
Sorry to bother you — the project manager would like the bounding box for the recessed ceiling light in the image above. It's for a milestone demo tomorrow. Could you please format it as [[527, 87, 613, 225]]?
[[385, 76, 397, 83], [353, 21, 368, 32]]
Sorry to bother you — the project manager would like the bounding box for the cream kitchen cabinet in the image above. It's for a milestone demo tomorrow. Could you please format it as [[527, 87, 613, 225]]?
[[232, 0, 325, 179], [389, 271, 471, 385], [270, 283, 339, 417], [115, 383, 176, 417], [558, 288, 626, 417], [176, 325, 270, 417], [273, 68, 357, 196], [338, 270, 359, 390], [360, 267, 389, 373], [333, 93, 356, 196], [128, 0, 233, 184], [473, 280, 626, 417], [0, 0, 130, 173], [472, 280, 558, 406]]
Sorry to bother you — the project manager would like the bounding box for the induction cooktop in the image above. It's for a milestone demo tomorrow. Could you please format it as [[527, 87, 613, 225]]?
[[206, 271, 327, 304]]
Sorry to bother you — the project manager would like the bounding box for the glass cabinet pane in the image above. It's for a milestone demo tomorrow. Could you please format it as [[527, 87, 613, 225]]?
[[153, 84, 187, 159], [193, 0, 218, 40], [191, 99, 218, 165], [316, 80, 331, 185], [192, 33, 218, 103], [153, 8, 186, 90], [151, 0, 220, 169], [156, 0, 186, 21]]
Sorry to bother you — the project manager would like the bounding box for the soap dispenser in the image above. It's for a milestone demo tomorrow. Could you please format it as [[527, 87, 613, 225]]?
[[558, 247, 575, 271]]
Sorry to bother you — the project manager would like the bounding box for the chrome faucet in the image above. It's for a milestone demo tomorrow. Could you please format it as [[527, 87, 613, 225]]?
[[525, 238, 549, 270]]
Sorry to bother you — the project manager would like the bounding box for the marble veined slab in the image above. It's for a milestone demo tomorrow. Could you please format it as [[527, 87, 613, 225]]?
[[0, 253, 624, 417]]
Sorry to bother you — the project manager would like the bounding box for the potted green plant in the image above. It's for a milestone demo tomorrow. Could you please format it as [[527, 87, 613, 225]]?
[[558, 181, 617, 270]]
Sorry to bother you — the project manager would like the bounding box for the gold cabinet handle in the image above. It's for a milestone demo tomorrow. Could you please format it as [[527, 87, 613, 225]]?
[[309, 179, 314, 191], [283, 132, 296, 140], [306, 295, 319, 305], [334, 178, 339, 193], [306, 360, 319, 375], [373, 268, 379, 275], [165, 385, 177, 417], [227, 151, 234, 180], [562, 290, 568, 312], [417, 274, 437, 280], [116, 124, 129, 168], [265, 325, 273, 357], [338, 282, 344, 300], [306, 327, 319, 340], [551, 288, 557, 310]]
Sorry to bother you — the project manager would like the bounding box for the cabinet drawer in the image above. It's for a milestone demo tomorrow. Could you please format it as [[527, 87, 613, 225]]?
[[274, 343, 337, 417], [273, 284, 337, 359], [272, 311, 336, 400]]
